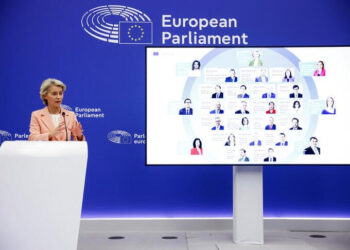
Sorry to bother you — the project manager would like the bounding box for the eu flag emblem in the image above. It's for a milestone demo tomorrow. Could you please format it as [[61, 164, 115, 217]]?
[[119, 21, 153, 44]]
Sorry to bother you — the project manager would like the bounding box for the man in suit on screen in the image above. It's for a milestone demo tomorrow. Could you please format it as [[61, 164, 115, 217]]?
[[238, 149, 249, 162], [212, 85, 224, 98], [289, 85, 303, 98], [289, 118, 302, 130], [262, 92, 276, 98], [225, 68, 238, 82], [304, 137, 321, 155], [265, 117, 276, 130], [276, 133, 288, 146], [237, 85, 249, 98], [255, 68, 269, 82], [264, 148, 277, 162], [211, 117, 224, 130], [235, 101, 250, 114], [179, 98, 193, 115], [210, 101, 224, 114]]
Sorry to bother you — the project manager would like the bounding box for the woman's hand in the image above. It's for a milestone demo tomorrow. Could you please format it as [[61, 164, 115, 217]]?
[[49, 123, 65, 140], [71, 121, 84, 138]]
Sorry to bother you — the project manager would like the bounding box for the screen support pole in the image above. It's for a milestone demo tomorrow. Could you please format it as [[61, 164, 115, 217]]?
[[233, 166, 264, 244]]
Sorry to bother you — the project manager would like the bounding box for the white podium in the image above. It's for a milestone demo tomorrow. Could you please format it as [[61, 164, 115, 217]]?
[[0, 141, 88, 250], [233, 166, 264, 244]]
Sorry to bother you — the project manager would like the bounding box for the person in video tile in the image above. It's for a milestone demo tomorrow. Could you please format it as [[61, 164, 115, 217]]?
[[179, 98, 193, 115], [266, 101, 276, 114], [275, 133, 288, 146], [290, 117, 302, 130], [289, 85, 303, 98], [264, 148, 277, 162], [282, 69, 294, 82], [304, 137, 320, 155], [191, 138, 203, 155], [249, 49, 263, 67], [239, 117, 250, 131], [313, 61, 326, 76], [265, 117, 276, 130], [238, 148, 250, 162], [237, 85, 249, 98], [225, 68, 238, 82], [255, 68, 269, 82], [210, 101, 224, 114], [212, 85, 224, 98], [211, 117, 224, 130], [235, 101, 249, 114], [225, 133, 236, 146], [192, 60, 201, 71], [293, 100, 301, 113], [321, 97, 336, 114]]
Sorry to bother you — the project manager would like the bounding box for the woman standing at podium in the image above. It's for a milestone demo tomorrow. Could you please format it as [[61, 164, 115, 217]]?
[[29, 78, 85, 141]]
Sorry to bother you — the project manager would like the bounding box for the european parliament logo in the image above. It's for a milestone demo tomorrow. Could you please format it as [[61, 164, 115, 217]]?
[[0, 130, 12, 146], [81, 5, 153, 44], [61, 104, 73, 111], [107, 130, 132, 144]]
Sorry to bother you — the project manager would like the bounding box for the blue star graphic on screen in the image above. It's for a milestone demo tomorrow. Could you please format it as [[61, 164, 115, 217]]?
[[119, 21, 153, 44]]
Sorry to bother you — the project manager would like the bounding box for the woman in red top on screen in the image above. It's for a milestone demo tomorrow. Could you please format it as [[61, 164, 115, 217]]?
[[29, 78, 85, 141], [191, 138, 203, 155], [266, 101, 276, 114], [313, 61, 326, 76]]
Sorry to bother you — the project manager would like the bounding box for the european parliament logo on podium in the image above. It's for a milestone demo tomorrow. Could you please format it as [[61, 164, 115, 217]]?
[[107, 130, 132, 144], [119, 22, 153, 44]]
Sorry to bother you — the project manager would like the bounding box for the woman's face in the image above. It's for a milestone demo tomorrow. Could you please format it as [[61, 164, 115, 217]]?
[[286, 70, 291, 77], [318, 62, 323, 69], [195, 139, 200, 147], [253, 50, 260, 59], [327, 98, 334, 107], [269, 103, 274, 110], [44, 85, 64, 108], [243, 118, 248, 125], [193, 62, 199, 69], [294, 102, 300, 108]]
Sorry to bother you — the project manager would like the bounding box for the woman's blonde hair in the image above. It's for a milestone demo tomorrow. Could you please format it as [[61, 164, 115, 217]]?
[[40, 78, 66, 106]]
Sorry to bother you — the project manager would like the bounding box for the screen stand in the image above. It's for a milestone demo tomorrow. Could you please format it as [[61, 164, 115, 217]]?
[[233, 166, 264, 244]]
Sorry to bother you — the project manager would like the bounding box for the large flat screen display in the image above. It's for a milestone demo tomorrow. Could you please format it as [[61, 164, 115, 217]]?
[[146, 46, 350, 165]]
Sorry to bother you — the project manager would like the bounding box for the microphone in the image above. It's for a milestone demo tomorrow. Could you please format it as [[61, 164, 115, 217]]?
[[62, 112, 68, 141]]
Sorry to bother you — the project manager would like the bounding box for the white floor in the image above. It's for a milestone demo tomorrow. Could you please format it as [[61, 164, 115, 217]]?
[[78, 230, 350, 250]]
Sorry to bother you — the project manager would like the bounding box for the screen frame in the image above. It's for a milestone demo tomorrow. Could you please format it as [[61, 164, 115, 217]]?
[[145, 45, 350, 166]]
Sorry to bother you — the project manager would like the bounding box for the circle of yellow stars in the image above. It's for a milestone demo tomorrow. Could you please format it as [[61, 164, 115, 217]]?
[[128, 25, 144, 41]]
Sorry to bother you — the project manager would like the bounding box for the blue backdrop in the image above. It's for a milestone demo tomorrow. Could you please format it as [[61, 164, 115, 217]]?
[[1, 0, 350, 218]]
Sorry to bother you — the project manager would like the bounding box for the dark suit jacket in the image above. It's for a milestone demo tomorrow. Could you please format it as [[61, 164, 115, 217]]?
[[235, 110, 250, 114], [225, 76, 238, 82], [289, 126, 302, 130], [212, 92, 224, 98], [262, 93, 276, 98], [239, 157, 249, 162], [179, 108, 193, 115], [289, 93, 303, 98], [250, 140, 262, 146], [211, 125, 224, 130], [304, 146, 320, 155], [237, 93, 249, 98], [276, 141, 288, 146], [255, 76, 269, 82], [264, 157, 277, 162], [210, 109, 224, 114], [265, 124, 276, 130]]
